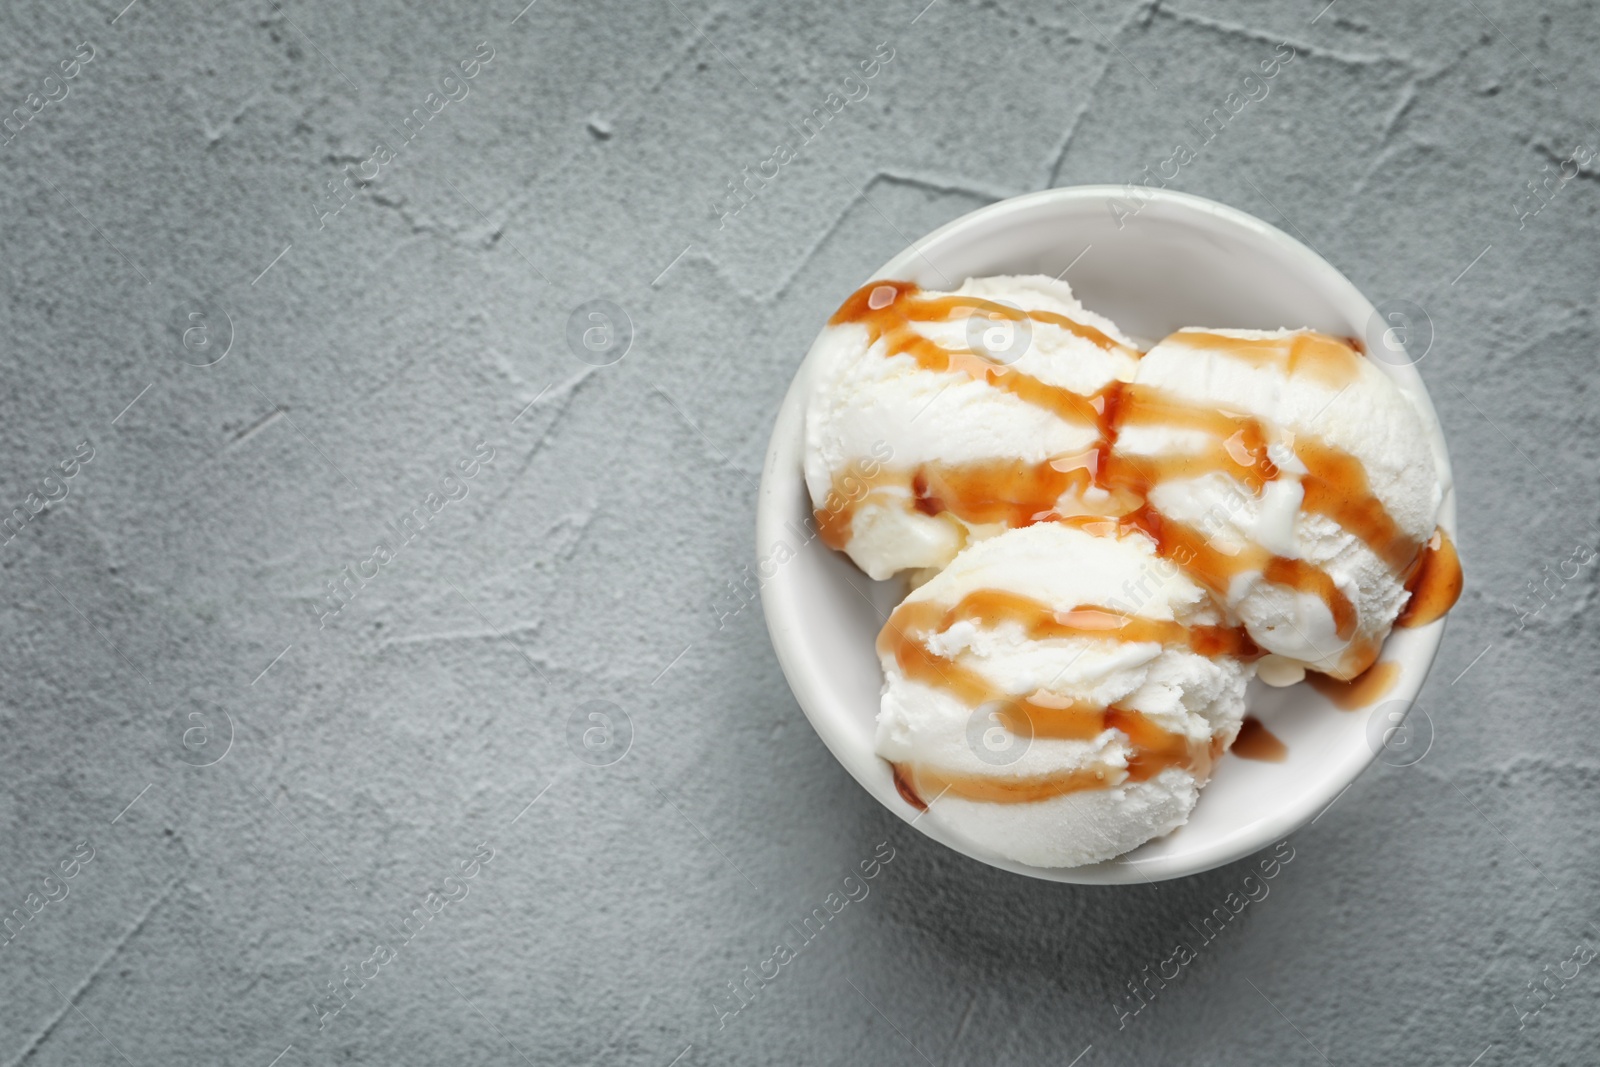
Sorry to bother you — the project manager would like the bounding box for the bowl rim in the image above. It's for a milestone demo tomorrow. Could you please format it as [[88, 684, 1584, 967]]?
[[756, 183, 1455, 884]]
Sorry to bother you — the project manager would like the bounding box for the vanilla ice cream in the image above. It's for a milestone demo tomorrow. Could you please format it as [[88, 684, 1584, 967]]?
[[800, 274, 1463, 870], [1107, 328, 1444, 680], [804, 275, 1140, 581], [875, 522, 1256, 869]]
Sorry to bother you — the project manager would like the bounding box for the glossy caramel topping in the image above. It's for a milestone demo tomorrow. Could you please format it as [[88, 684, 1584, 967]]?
[[823, 293, 1440, 639], [1116, 506, 1359, 643], [1230, 716, 1287, 762], [1396, 527, 1463, 628], [1103, 338, 1439, 663], [829, 280, 1138, 357], [816, 281, 1139, 550], [1106, 375, 1428, 674], [880, 588, 1252, 805], [1105, 397, 1277, 500], [817, 288, 1460, 811], [882, 590, 1258, 670], [911, 456, 1099, 526], [903, 333, 1110, 425], [817, 450, 1129, 552], [829, 280, 1134, 427], [813, 466, 899, 551], [823, 368, 1425, 668], [1112, 387, 1421, 573], [892, 763, 928, 811], [814, 490, 859, 552], [895, 702, 1219, 806], [1294, 438, 1418, 574], [962, 588, 1258, 657], [1167, 329, 1364, 388], [1306, 660, 1400, 709], [894, 761, 1120, 805]]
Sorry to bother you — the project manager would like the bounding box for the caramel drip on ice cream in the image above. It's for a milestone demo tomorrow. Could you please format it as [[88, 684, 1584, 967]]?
[[817, 284, 1461, 685], [1114, 505, 1359, 643], [1396, 528, 1463, 628], [827, 279, 1133, 425], [891, 764, 928, 811], [1167, 329, 1364, 388], [828, 280, 1137, 357], [1110, 387, 1420, 573], [818, 452, 1116, 550], [1295, 439, 1418, 575], [817, 281, 1133, 547], [813, 489, 861, 552], [881, 589, 1255, 805], [813, 455, 1107, 552], [897, 763, 1127, 806], [1106, 364, 1435, 676], [944, 589, 1258, 659], [910, 455, 1102, 526], [1306, 660, 1400, 709]]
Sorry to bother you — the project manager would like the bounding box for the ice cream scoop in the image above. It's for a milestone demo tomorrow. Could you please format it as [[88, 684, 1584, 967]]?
[[875, 522, 1257, 868], [803, 275, 1140, 581], [1105, 328, 1454, 681]]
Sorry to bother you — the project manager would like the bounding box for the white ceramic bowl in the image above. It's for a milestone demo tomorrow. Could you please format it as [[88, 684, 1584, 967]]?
[[757, 186, 1455, 883]]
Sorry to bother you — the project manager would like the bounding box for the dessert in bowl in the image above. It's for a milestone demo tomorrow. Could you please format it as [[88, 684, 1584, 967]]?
[[758, 187, 1461, 882]]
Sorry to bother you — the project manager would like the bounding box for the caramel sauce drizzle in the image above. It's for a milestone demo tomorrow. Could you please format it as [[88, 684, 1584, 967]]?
[[1231, 716, 1287, 762], [828, 280, 1137, 358], [892, 763, 928, 812], [827, 279, 1133, 426], [1306, 660, 1400, 709], [1111, 388, 1419, 574], [1115, 505, 1360, 643], [881, 589, 1257, 805], [898, 762, 1127, 806], [815, 283, 1465, 806], [817, 281, 1132, 550], [1164, 329, 1364, 388], [1396, 528, 1463, 628], [821, 281, 1460, 675], [911, 455, 1101, 526], [1111, 342, 1461, 634], [816, 454, 1109, 552], [814, 489, 861, 552]]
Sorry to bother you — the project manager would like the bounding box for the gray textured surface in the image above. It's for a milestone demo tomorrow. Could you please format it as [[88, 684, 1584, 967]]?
[[1, 0, 1598, 1064]]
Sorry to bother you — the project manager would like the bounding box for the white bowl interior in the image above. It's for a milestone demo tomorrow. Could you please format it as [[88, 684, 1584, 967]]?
[[757, 186, 1455, 884]]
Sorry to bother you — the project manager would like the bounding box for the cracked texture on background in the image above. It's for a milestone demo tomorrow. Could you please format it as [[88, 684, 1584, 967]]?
[[1, 0, 1598, 1064]]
